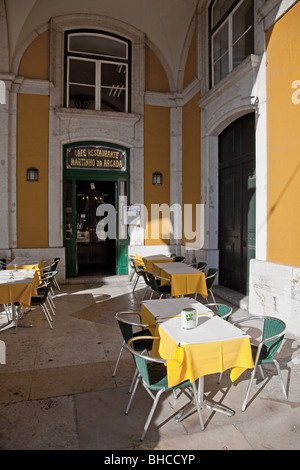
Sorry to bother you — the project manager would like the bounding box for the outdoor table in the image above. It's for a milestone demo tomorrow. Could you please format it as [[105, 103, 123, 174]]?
[[153, 262, 208, 298], [142, 254, 173, 271], [141, 297, 254, 419], [7, 257, 43, 271], [0, 269, 39, 331]]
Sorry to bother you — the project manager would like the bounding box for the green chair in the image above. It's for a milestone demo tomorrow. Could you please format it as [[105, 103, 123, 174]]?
[[205, 268, 219, 303], [173, 256, 185, 263], [196, 261, 207, 271], [30, 271, 58, 329], [42, 258, 61, 290], [112, 311, 153, 382], [206, 303, 232, 320], [145, 271, 172, 299], [0, 259, 7, 270], [232, 316, 287, 411], [125, 336, 204, 441], [189, 261, 207, 271]]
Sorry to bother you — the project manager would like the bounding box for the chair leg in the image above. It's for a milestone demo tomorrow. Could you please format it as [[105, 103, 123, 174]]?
[[112, 341, 125, 377], [41, 305, 53, 329], [132, 276, 139, 293], [125, 374, 140, 415], [242, 363, 259, 411], [129, 368, 138, 394], [140, 388, 165, 441], [273, 359, 287, 399]]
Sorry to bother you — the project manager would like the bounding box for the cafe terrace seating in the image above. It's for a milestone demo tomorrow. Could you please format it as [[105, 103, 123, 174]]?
[[125, 336, 204, 441], [112, 311, 153, 392], [232, 316, 288, 411]]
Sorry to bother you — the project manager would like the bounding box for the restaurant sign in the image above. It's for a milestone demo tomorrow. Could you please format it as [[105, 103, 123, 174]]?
[[66, 145, 127, 171]]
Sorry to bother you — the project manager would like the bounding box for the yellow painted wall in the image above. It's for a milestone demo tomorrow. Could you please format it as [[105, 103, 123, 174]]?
[[182, 29, 201, 247], [266, 2, 300, 266], [17, 32, 50, 247], [144, 46, 170, 244], [182, 93, 201, 246], [19, 30, 50, 79], [144, 105, 170, 245], [145, 45, 170, 93]]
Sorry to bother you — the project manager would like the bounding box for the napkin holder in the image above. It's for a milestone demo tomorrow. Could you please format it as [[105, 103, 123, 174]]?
[[181, 308, 197, 329]]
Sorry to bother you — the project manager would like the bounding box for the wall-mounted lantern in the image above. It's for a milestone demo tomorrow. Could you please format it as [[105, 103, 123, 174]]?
[[152, 171, 163, 185], [27, 167, 39, 182]]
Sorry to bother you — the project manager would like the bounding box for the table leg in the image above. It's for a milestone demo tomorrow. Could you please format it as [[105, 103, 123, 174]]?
[[175, 376, 234, 424], [0, 304, 32, 332]]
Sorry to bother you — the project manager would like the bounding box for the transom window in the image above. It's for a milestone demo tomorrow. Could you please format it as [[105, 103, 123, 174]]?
[[65, 30, 131, 112], [210, 0, 254, 87]]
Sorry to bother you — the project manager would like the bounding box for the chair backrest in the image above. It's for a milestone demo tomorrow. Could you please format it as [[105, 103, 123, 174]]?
[[145, 271, 159, 292], [205, 268, 218, 290], [115, 311, 150, 343], [174, 256, 185, 262], [126, 336, 164, 387], [206, 303, 232, 320], [262, 317, 286, 360], [197, 262, 207, 271], [35, 273, 56, 302]]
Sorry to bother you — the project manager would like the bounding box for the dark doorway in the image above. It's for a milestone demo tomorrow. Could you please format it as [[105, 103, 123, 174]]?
[[218, 113, 256, 294], [76, 180, 116, 275]]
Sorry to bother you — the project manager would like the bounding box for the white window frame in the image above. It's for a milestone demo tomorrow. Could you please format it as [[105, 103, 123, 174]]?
[[211, 0, 253, 87], [65, 31, 130, 112]]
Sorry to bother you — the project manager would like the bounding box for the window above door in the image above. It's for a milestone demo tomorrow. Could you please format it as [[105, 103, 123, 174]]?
[[209, 0, 254, 87], [64, 30, 131, 112]]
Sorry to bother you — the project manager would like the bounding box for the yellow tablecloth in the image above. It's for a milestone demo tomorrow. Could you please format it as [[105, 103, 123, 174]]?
[[153, 263, 208, 298], [141, 300, 254, 388], [0, 271, 40, 310], [142, 255, 173, 272], [157, 327, 253, 387]]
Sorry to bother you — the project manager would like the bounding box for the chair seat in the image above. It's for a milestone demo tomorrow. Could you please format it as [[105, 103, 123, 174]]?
[[251, 344, 278, 365]]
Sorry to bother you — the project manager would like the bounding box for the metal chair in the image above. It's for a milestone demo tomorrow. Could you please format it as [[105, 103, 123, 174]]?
[[0, 259, 7, 270], [206, 303, 232, 321], [232, 316, 287, 411], [42, 258, 61, 290], [205, 268, 218, 303], [30, 271, 58, 329], [188, 261, 207, 271], [173, 256, 185, 262], [145, 271, 172, 299], [125, 336, 204, 441], [112, 311, 154, 381]]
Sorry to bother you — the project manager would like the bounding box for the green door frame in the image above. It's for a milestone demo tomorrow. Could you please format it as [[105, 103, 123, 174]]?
[[63, 141, 130, 277]]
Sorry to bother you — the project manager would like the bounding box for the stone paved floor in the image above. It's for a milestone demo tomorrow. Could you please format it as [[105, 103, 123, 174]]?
[[0, 273, 299, 451]]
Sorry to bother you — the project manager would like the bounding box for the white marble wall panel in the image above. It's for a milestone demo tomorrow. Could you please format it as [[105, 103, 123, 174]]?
[[249, 259, 300, 339]]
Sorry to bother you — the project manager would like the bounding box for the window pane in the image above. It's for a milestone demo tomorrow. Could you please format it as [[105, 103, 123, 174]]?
[[68, 84, 95, 109], [211, 0, 235, 28], [101, 63, 126, 87], [101, 87, 126, 112], [232, 28, 253, 68], [213, 22, 228, 62], [100, 62, 126, 111], [214, 52, 229, 85], [69, 34, 127, 59], [69, 58, 95, 85], [232, 0, 253, 44]]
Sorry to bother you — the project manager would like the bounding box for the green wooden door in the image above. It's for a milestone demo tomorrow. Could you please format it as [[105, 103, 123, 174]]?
[[63, 142, 130, 277]]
